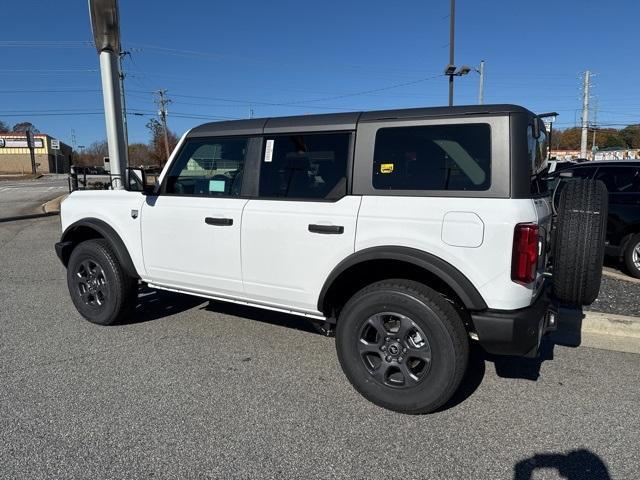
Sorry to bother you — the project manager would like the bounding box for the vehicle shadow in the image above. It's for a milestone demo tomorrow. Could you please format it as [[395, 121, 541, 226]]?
[[119, 288, 587, 412], [202, 300, 320, 335], [513, 449, 611, 479], [117, 285, 208, 325]]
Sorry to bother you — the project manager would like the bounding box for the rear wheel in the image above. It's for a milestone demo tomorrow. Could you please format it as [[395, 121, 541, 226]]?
[[335, 279, 468, 414], [66, 239, 138, 325], [623, 234, 640, 279]]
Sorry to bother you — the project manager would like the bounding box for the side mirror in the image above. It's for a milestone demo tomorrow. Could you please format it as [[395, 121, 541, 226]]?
[[125, 167, 155, 194]]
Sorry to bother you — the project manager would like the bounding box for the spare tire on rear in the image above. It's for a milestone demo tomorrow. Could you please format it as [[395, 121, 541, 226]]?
[[552, 178, 608, 306]]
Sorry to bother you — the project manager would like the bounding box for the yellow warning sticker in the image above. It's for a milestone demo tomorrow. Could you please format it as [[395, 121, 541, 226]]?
[[380, 163, 394, 174]]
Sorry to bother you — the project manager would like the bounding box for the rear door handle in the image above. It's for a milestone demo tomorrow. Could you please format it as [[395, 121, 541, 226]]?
[[308, 224, 344, 234], [205, 217, 233, 226]]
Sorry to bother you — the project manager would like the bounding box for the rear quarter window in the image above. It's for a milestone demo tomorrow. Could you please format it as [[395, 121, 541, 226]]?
[[372, 123, 491, 191]]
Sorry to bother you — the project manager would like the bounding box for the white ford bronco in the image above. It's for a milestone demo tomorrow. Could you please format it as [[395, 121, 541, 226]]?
[[56, 105, 607, 413]]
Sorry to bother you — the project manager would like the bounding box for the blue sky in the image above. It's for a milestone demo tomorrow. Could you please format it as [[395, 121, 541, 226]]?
[[1, 0, 639, 147]]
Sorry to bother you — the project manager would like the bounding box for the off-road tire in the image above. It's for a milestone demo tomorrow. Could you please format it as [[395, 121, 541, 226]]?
[[553, 179, 608, 305], [66, 239, 138, 325], [623, 234, 640, 279], [335, 279, 469, 414]]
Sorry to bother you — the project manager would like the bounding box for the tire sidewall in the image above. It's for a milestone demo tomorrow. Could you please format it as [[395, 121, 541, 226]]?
[[67, 241, 122, 325], [336, 288, 459, 412]]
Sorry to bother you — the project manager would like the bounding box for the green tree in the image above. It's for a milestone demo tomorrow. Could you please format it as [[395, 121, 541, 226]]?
[[0, 119, 10, 132], [146, 118, 178, 166], [620, 125, 640, 149], [128, 143, 153, 167], [557, 127, 582, 150], [12, 121, 39, 133]]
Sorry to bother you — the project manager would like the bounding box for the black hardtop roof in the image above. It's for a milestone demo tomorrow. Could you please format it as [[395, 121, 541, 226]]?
[[187, 104, 534, 137]]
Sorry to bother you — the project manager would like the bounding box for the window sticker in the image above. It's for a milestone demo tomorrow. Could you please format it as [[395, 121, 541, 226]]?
[[264, 139, 274, 163], [380, 163, 394, 174], [209, 179, 226, 192]]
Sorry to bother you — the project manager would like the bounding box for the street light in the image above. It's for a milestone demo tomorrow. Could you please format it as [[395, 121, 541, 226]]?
[[444, 64, 471, 106], [88, 0, 126, 189]]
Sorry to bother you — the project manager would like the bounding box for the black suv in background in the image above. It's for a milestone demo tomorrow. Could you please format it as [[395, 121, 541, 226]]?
[[553, 161, 640, 277]]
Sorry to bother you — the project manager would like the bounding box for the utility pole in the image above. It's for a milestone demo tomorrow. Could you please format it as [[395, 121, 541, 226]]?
[[477, 60, 485, 105], [580, 70, 590, 159], [25, 129, 37, 174], [448, 0, 456, 106], [591, 98, 598, 160], [118, 50, 130, 166], [155, 89, 172, 161]]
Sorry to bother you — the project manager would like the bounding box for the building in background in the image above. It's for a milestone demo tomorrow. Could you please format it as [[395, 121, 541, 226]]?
[[550, 148, 640, 161], [0, 132, 72, 174]]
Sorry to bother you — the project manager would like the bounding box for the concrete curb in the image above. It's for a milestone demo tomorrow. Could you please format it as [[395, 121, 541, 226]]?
[[552, 309, 640, 354], [0, 194, 66, 223], [42, 194, 68, 214], [581, 311, 640, 338], [601, 267, 640, 285]]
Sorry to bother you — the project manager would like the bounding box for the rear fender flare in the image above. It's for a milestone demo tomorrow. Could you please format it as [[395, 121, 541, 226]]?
[[317, 246, 488, 314]]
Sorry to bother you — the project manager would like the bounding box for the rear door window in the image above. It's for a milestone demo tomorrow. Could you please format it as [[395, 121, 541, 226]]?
[[259, 132, 350, 200], [372, 124, 491, 191]]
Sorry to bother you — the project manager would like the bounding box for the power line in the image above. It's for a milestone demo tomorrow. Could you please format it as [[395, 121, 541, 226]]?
[[0, 40, 92, 48], [0, 88, 101, 94]]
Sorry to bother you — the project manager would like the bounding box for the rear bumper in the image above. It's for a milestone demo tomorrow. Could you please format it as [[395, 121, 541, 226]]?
[[471, 286, 555, 358]]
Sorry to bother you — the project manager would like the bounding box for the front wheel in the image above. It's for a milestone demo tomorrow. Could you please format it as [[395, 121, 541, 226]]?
[[623, 234, 640, 279], [335, 279, 469, 414], [66, 239, 138, 325]]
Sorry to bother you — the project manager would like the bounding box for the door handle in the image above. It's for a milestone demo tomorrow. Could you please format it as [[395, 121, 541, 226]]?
[[308, 224, 344, 234], [205, 217, 233, 226]]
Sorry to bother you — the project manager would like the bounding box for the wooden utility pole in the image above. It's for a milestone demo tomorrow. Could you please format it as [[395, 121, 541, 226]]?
[[155, 89, 172, 160]]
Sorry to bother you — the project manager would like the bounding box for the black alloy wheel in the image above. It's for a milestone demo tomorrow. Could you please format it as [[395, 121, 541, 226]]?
[[358, 312, 432, 388], [75, 259, 109, 308]]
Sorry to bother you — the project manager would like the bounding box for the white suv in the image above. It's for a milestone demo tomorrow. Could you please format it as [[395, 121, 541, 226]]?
[[56, 105, 607, 413]]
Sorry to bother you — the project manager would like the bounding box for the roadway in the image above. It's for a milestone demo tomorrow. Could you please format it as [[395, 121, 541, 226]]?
[[0, 175, 68, 218], [0, 217, 638, 479]]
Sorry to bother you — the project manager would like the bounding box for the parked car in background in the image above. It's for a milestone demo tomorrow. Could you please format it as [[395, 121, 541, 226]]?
[[550, 161, 640, 277]]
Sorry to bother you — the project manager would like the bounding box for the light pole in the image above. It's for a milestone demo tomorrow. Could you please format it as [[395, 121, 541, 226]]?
[[444, 64, 471, 106], [88, 0, 126, 189], [476, 60, 485, 105]]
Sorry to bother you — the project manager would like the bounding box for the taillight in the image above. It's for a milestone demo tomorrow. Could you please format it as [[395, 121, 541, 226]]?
[[511, 223, 539, 284]]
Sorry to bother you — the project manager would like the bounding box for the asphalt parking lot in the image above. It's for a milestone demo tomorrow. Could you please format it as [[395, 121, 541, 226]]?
[[0, 175, 68, 218], [1, 217, 639, 479]]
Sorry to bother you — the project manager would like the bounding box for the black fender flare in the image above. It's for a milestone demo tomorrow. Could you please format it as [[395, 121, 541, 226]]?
[[57, 218, 140, 278], [317, 246, 488, 313]]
